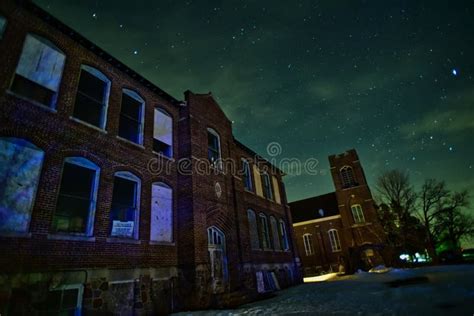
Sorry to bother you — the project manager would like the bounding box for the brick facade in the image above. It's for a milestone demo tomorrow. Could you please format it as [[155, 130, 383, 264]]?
[[0, 1, 301, 314]]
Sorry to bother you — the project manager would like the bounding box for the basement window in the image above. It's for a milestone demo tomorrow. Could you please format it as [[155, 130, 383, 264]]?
[[73, 65, 111, 128], [110, 172, 140, 239], [53, 158, 99, 235], [35, 284, 83, 314], [118, 89, 144, 144], [153, 108, 173, 157], [10, 34, 65, 108]]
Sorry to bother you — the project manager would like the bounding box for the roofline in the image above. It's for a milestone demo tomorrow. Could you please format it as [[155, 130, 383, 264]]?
[[233, 138, 285, 175], [292, 214, 341, 226], [288, 191, 336, 204], [24, 0, 180, 106]]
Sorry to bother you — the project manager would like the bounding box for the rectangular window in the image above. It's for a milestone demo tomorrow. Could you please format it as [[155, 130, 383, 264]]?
[[271, 175, 281, 204], [242, 160, 252, 191], [119, 92, 143, 144], [259, 215, 270, 249], [279, 220, 289, 251], [36, 285, 83, 314], [73, 67, 109, 128], [153, 109, 173, 157], [261, 173, 273, 200], [150, 183, 173, 242], [303, 234, 314, 256], [110, 176, 138, 238], [207, 129, 220, 166], [11, 34, 65, 107], [270, 216, 281, 250], [0, 16, 7, 38], [247, 210, 260, 250], [54, 162, 96, 234], [253, 165, 263, 197]]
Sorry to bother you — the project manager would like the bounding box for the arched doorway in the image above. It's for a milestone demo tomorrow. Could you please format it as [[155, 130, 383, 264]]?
[[207, 226, 228, 293]]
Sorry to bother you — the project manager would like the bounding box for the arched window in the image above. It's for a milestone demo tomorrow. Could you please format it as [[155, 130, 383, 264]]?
[[208, 226, 225, 246], [303, 233, 314, 256], [351, 204, 365, 224], [279, 219, 289, 251], [258, 213, 271, 249], [328, 229, 341, 252], [270, 216, 281, 250], [242, 159, 253, 191], [153, 108, 173, 158], [0, 138, 44, 234], [150, 182, 173, 242], [118, 89, 145, 145], [261, 172, 273, 200], [11, 33, 66, 108], [110, 171, 141, 239], [340, 165, 356, 188], [53, 157, 100, 235], [247, 209, 260, 250], [72, 65, 111, 129], [207, 128, 221, 169], [207, 226, 228, 291]]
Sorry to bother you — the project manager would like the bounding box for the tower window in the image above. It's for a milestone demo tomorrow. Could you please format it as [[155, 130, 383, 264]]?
[[351, 204, 365, 224], [340, 165, 357, 188]]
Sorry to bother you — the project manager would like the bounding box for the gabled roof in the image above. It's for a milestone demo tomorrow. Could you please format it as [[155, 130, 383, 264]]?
[[289, 192, 339, 223], [24, 0, 180, 106]]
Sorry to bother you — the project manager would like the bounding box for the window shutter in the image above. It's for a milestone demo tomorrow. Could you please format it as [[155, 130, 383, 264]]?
[[253, 165, 263, 197], [271, 176, 281, 204], [16, 35, 65, 92], [153, 110, 172, 146], [150, 184, 173, 242]]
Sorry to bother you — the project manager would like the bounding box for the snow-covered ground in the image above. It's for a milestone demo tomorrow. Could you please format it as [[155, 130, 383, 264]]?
[[174, 265, 474, 315]]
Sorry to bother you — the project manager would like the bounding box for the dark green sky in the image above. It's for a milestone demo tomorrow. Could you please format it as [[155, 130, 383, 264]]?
[[36, 1, 473, 206]]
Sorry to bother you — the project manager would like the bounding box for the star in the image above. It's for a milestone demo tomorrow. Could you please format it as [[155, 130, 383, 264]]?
[[452, 69, 458, 76]]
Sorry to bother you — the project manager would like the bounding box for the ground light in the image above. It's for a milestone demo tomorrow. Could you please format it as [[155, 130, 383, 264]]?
[[303, 273, 339, 283]]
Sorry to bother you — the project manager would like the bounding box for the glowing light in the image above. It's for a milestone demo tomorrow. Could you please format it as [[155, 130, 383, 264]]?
[[303, 273, 338, 283], [133, 50, 138, 55], [452, 69, 458, 76]]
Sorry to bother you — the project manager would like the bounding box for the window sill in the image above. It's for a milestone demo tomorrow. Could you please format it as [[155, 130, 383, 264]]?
[[152, 151, 174, 161], [47, 234, 95, 242], [116, 136, 145, 149], [149, 240, 175, 246], [351, 222, 371, 228], [6, 90, 57, 113], [331, 250, 342, 253], [0, 232, 32, 238], [69, 116, 108, 134], [244, 188, 254, 194], [107, 237, 141, 244]]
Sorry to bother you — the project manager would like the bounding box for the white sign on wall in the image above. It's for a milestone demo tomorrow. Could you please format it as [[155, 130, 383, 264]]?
[[111, 221, 134, 237]]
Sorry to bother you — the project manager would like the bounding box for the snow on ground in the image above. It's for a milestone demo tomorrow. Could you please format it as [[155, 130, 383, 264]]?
[[174, 265, 474, 315]]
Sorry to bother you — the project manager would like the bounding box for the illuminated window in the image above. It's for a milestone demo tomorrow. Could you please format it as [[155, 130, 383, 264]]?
[[53, 157, 99, 235], [72, 65, 110, 129], [207, 128, 221, 168], [10, 34, 65, 108], [247, 209, 260, 250], [270, 216, 281, 250], [328, 229, 341, 252], [303, 234, 314, 256], [0, 15, 7, 38], [242, 159, 253, 191], [118, 89, 145, 144], [259, 213, 271, 249], [279, 219, 289, 251], [110, 172, 140, 239], [261, 172, 273, 200], [340, 165, 357, 188], [150, 182, 172, 242], [351, 204, 365, 224], [153, 108, 173, 158], [0, 138, 44, 235]]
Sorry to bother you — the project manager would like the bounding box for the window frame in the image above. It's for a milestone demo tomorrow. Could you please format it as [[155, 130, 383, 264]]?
[[279, 219, 290, 251], [247, 209, 260, 250], [207, 127, 222, 169], [328, 229, 342, 252], [242, 159, 253, 191], [258, 213, 271, 250], [152, 107, 173, 158], [303, 233, 314, 256], [340, 165, 356, 188], [53, 157, 100, 236], [150, 181, 173, 243], [261, 171, 273, 200], [350, 204, 366, 224], [110, 171, 141, 240], [118, 89, 145, 145], [269, 216, 281, 251], [72, 65, 111, 130]]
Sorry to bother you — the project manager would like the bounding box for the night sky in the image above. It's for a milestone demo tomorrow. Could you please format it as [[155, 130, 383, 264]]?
[[35, 1, 473, 206]]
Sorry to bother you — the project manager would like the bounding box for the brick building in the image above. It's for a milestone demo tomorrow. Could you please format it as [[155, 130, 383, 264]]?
[[0, 1, 300, 314], [290, 149, 385, 276]]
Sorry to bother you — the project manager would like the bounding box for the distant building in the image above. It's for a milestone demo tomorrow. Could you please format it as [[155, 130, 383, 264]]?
[[0, 1, 300, 314], [290, 149, 385, 276]]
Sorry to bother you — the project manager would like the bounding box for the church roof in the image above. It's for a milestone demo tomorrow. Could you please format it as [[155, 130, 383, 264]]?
[[289, 192, 339, 223]]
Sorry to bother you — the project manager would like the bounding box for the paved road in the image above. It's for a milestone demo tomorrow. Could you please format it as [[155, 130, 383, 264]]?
[[175, 264, 474, 315]]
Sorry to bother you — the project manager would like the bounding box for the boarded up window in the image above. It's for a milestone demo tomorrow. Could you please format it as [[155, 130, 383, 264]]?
[[0, 138, 44, 234], [119, 90, 144, 144], [253, 165, 263, 197], [54, 160, 98, 234], [73, 66, 110, 128], [153, 109, 173, 157], [270, 216, 281, 250], [150, 183, 173, 242], [271, 175, 281, 204], [110, 173, 139, 238], [11, 34, 65, 107], [247, 209, 260, 250]]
